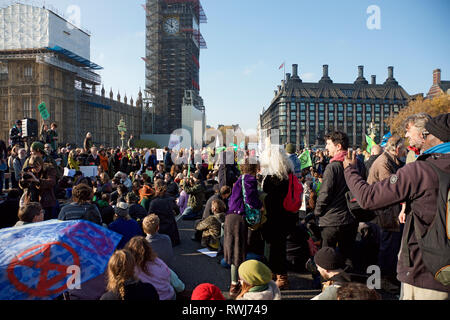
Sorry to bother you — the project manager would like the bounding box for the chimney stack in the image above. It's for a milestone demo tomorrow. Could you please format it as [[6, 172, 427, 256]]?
[[274, 90, 278, 96], [371, 75, 376, 85], [433, 69, 441, 85], [388, 66, 394, 79], [358, 65, 364, 78], [286, 73, 291, 81], [323, 65, 329, 77], [277, 85, 282, 92], [292, 64, 298, 77]]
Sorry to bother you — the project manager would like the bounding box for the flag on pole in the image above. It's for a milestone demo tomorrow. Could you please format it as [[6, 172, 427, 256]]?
[[279, 62, 285, 70], [366, 135, 376, 154], [299, 150, 312, 170]]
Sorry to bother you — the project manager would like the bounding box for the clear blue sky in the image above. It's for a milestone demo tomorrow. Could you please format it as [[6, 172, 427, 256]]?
[[32, 0, 450, 133]]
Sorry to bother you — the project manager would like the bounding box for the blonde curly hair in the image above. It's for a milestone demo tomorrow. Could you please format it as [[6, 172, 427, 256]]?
[[259, 138, 293, 181]]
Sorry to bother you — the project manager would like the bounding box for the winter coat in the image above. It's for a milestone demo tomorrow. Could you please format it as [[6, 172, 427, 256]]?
[[344, 152, 450, 293], [261, 174, 297, 242], [227, 174, 262, 216], [35, 164, 58, 209], [314, 161, 355, 227], [367, 152, 404, 232], [135, 259, 175, 300]]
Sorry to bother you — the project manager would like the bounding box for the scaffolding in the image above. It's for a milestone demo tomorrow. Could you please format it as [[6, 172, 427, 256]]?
[[144, 0, 207, 134]]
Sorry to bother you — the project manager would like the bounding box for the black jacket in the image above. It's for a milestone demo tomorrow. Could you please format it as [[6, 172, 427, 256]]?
[[148, 195, 180, 246], [314, 161, 355, 227]]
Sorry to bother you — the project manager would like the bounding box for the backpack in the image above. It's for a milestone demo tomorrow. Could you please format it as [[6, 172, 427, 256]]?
[[241, 175, 263, 229], [283, 173, 303, 213], [402, 161, 450, 286]]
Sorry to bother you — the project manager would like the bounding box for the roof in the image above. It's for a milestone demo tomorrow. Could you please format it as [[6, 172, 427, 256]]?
[[46, 46, 103, 70], [269, 77, 410, 108], [439, 81, 450, 92]]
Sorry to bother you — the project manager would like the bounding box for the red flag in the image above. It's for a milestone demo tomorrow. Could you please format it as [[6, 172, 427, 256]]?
[[279, 62, 285, 70]]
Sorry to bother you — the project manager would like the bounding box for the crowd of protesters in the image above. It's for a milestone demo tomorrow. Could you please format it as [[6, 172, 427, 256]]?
[[0, 111, 449, 301]]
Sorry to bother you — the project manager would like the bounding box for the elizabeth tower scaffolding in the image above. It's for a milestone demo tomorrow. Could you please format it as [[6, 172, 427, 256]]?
[[144, 0, 207, 135]]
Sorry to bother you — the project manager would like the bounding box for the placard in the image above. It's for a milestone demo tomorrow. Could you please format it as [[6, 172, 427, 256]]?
[[79, 166, 98, 178], [156, 149, 164, 161]]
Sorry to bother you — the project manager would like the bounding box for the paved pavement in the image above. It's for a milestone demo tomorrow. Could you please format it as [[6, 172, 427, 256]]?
[[171, 218, 322, 300]]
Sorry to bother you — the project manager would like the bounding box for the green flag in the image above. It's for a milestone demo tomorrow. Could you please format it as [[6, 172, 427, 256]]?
[[366, 135, 376, 154], [299, 150, 312, 170], [37, 102, 50, 120]]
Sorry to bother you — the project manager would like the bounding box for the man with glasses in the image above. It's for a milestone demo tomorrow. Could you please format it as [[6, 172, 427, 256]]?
[[403, 113, 432, 163], [343, 113, 450, 300]]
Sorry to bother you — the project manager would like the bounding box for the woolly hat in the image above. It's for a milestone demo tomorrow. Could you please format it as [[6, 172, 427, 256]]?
[[31, 142, 45, 153], [238, 260, 272, 286], [314, 247, 345, 270], [114, 202, 129, 217], [191, 283, 225, 300], [425, 113, 450, 143], [286, 143, 296, 154]]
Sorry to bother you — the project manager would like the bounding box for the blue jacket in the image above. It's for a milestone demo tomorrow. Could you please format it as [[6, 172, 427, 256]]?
[[108, 218, 143, 249]]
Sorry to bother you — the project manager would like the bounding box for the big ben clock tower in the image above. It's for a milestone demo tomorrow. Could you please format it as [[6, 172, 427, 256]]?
[[144, 0, 207, 135]]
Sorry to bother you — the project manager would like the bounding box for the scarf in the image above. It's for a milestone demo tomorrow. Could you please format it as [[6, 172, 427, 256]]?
[[330, 150, 348, 163], [422, 142, 450, 155], [248, 284, 269, 293], [407, 146, 420, 155]]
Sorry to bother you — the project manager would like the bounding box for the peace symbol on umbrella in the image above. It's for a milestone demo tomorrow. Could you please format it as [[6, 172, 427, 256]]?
[[7, 242, 80, 297]]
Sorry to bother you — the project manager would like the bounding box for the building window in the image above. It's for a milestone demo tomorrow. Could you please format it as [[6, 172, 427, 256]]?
[[357, 114, 362, 122], [310, 114, 315, 121], [357, 104, 362, 112], [366, 114, 372, 122], [338, 113, 344, 121], [328, 104, 334, 112], [23, 99, 32, 118], [329, 114, 335, 121], [291, 104, 297, 111], [291, 112, 296, 118], [366, 105, 372, 113], [338, 104, 343, 112], [300, 113, 306, 120], [24, 65, 33, 78], [375, 104, 380, 113], [347, 104, 353, 112], [309, 103, 315, 111], [319, 103, 325, 111], [300, 103, 306, 111]]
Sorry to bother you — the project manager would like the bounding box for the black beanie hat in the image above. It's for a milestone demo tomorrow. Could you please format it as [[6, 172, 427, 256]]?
[[314, 247, 344, 270], [425, 113, 450, 143]]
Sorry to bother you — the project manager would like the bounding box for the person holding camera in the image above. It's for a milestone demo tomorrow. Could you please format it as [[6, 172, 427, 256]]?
[[181, 172, 206, 221], [19, 156, 57, 220]]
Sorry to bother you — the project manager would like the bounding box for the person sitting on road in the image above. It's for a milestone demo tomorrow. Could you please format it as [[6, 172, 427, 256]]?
[[311, 247, 352, 300], [142, 214, 173, 267], [195, 199, 226, 251], [126, 192, 147, 224], [100, 249, 159, 301], [181, 171, 206, 220], [14, 202, 44, 227], [58, 183, 102, 225], [125, 236, 176, 300], [236, 260, 281, 300], [108, 202, 143, 249]]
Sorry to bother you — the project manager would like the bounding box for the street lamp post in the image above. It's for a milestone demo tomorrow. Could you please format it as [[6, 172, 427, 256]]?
[[117, 117, 127, 149]]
